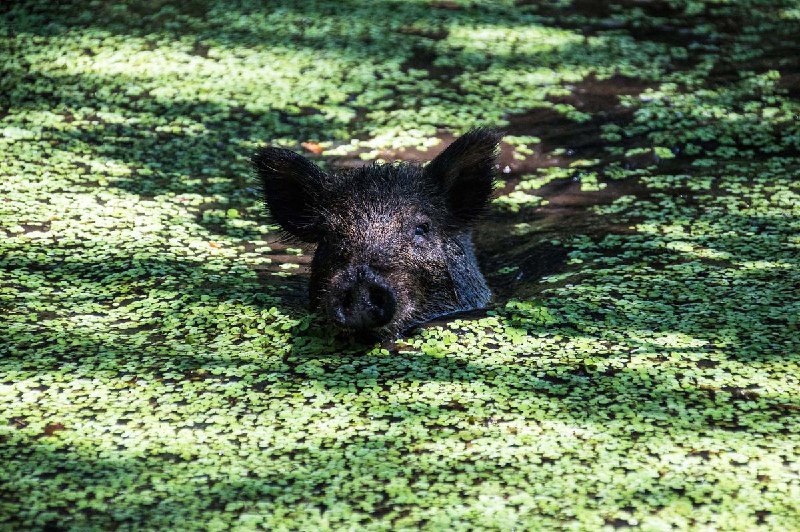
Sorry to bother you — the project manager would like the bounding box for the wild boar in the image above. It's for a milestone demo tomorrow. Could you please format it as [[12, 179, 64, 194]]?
[[253, 128, 501, 339]]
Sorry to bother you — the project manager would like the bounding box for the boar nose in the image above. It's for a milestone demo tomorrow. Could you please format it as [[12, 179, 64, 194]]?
[[333, 266, 397, 330]]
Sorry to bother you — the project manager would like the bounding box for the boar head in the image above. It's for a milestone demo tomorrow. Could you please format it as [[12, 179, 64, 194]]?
[[253, 128, 500, 340]]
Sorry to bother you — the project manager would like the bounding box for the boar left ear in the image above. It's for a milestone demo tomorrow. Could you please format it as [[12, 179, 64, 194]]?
[[252, 147, 328, 242], [424, 128, 502, 226]]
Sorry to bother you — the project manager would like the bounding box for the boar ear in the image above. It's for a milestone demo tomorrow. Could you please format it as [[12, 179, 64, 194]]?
[[252, 147, 328, 242], [424, 128, 501, 226]]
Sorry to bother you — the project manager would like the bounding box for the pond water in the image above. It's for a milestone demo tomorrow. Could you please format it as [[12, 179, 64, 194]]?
[[1, 0, 799, 529]]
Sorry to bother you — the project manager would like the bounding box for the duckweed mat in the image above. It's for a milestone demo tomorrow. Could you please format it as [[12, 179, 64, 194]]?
[[2, 0, 800, 529]]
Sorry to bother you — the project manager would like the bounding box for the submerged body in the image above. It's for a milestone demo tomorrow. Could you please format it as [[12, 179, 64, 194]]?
[[253, 129, 500, 339]]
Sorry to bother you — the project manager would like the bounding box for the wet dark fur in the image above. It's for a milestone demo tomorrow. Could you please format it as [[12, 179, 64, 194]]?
[[253, 128, 501, 339]]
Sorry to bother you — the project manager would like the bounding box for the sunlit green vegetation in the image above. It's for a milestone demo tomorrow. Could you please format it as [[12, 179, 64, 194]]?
[[1, 0, 799, 529]]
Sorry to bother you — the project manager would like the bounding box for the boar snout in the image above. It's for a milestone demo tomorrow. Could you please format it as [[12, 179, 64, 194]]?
[[329, 265, 397, 330]]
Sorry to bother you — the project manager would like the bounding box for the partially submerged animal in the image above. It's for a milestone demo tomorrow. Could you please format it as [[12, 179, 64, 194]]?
[[253, 128, 501, 339]]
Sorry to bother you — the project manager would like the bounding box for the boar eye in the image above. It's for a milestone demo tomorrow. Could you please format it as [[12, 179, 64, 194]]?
[[413, 223, 430, 238]]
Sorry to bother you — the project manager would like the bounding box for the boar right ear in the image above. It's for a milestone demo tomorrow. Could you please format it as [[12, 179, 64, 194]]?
[[424, 128, 502, 226], [252, 147, 328, 242]]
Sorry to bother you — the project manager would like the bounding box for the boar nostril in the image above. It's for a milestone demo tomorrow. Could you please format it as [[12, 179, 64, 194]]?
[[341, 288, 354, 311], [368, 286, 387, 308], [367, 284, 396, 327]]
